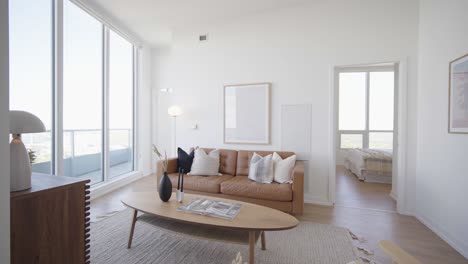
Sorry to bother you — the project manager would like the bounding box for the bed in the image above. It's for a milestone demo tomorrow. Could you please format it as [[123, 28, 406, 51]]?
[[344, 148, 393, 184]]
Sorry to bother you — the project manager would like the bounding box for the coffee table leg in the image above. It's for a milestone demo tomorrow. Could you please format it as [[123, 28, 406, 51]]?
[[249, 231, 256, 264], [127, 209, 138, 249], [261, 231, 266, 250]]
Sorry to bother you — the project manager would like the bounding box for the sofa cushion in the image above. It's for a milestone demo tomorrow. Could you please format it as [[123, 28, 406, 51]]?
[[177, 147, 194, 173], [202, 148, 238, 176], [236, 150, 295, 176], [190, 149, 221, 176], [168, 173, 233, 193], [272, 152, 297, 183], [220, 176, 293, 202], [248, 153, 274, 183]]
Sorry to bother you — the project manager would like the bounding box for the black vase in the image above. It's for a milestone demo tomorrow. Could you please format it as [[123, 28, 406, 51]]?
[[158, 172, 172, 202]]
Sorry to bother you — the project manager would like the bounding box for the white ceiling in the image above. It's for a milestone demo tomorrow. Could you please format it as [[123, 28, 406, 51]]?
[[87, 0, 307, 47]]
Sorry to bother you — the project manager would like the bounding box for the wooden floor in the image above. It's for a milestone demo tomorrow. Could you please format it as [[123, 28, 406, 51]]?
[[335, 165, 396, 211], [91, 174, 468, 264]]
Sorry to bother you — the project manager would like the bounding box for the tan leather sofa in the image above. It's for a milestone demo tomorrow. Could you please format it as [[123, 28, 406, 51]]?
[[157, 149, 304, 214]]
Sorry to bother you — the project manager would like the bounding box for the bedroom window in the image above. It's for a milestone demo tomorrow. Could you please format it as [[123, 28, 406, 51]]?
[[337, 67, 395, 150]]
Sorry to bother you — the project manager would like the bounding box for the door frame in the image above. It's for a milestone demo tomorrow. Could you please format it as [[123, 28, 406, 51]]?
[[329, 59, 408, 214]]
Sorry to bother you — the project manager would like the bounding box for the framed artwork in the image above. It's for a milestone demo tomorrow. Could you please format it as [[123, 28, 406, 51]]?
[[449, 53, 468, 133], [224, 83, 271, 144]]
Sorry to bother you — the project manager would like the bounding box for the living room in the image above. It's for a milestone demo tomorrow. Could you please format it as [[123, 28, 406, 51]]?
[[1, 0, 467, 263]]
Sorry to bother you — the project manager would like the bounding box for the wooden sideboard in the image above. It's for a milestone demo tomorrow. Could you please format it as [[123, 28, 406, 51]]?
[[10, 173, 91, 264]]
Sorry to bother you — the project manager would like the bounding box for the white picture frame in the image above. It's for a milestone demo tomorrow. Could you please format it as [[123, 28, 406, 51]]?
[[224, 83, 271, 144], [449, 53, 468, 134]]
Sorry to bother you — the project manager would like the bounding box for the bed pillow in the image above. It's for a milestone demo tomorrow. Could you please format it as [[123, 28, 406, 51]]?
[[248, 153, 274, 183], [177, 147, 195, 173], [189, 149, 221, 176], [272, 152, 296, 183]]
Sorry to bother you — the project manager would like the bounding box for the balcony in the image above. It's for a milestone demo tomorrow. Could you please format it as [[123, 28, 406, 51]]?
[[27, 129, 134, 185]]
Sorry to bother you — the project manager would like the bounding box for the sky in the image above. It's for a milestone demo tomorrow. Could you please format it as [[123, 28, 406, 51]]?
[[9, 0, 134, 131]]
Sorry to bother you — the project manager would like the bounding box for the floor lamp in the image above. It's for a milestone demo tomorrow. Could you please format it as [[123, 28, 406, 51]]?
[[168, 105, 182, 157]]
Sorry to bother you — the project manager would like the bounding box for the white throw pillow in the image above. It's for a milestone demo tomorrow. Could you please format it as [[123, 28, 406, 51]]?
[[189, 149, 221, 176], [248, 153, 274, 183], [272, 152, 296, 183]]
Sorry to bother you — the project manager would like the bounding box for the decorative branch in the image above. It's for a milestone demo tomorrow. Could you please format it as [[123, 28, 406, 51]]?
[[152, 145, 169, 172]]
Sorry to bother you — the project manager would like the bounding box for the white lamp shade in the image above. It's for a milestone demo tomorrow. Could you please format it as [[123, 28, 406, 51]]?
[[10, 110, 46, 134], [168, 105, 183, 117]]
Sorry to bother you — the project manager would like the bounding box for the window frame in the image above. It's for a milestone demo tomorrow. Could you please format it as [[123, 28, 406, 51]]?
[[106, 28, 137, 180], [9, 0, 56, 174], [72, 1, 137, 185], [60, 0, 138, 184], [10, 0, 139, 185], [337, 66, 395, 150]]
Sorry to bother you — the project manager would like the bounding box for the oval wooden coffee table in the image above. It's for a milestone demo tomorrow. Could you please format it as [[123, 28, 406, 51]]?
[[121, 192, 299, 264]]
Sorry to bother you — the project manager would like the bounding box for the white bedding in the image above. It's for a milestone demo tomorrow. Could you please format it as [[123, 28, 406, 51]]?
[[344, 148, 393, 183]]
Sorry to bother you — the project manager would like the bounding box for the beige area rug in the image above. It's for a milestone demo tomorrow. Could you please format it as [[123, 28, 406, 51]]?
[[91, 209, 359, 264]]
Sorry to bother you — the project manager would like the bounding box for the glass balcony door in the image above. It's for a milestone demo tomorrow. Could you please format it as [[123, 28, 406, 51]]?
[[108, 31, 135, 179], [63, 0, 104, 184]]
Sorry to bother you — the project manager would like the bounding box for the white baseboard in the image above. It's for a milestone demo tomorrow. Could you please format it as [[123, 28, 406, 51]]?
[[304, 194, 333, 206], [415, 211, 468, 259], [143, 169, 154, 177], [90, 171, 148, 200]]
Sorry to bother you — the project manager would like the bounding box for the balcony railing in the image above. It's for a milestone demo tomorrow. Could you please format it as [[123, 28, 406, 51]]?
[[28, 129, 133, 184]]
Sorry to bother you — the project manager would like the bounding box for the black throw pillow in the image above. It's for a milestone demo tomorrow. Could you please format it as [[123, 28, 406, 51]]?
[[177, 147, 195, 173]]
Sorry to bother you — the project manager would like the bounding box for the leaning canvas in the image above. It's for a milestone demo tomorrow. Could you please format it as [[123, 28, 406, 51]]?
[[449, 53, 468, 133]]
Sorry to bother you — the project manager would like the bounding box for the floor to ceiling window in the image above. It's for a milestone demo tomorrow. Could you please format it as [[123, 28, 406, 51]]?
[[337, 68, 395, 150], [109, 31, 135, 178], [9, 0, 53, 174], [63, 0, 104, 184], [368, 72, 395, 149], [9, 0, 137, 185]]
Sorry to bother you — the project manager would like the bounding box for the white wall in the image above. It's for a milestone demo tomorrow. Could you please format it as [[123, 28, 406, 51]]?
[[336, 149, 347, 166], [152, 46, 175, 159], [152, 0, 419, 204], [416, 0, 468, 258], [0, 0, 10, 262]]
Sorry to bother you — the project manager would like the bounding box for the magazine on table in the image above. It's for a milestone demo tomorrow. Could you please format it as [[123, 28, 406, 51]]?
[[177, 198, 242, 220]]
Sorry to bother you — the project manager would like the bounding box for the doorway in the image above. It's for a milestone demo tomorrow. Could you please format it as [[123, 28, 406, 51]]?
[[333, 63, 398, 211]]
